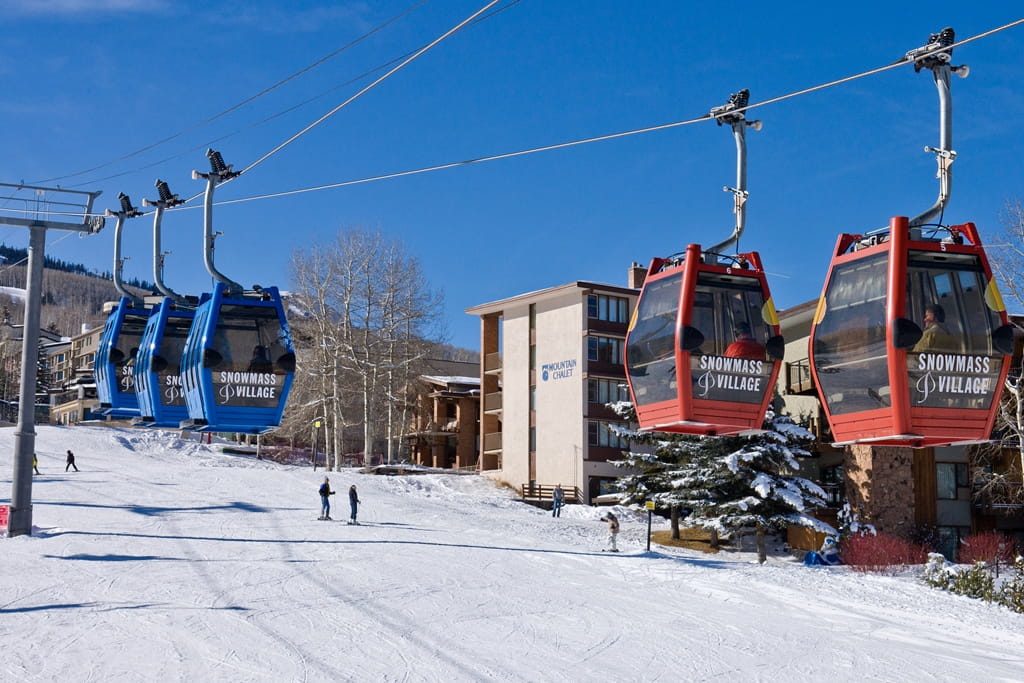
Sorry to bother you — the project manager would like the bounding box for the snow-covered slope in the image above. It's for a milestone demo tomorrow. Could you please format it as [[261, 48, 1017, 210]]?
[[3, 425, 1023, 681]]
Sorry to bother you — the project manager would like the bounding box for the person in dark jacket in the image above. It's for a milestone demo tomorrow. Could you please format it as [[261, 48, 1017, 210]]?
[[318, 477, 334, 520], [65, 449, 79, 472], [349, 485, 361, 524]]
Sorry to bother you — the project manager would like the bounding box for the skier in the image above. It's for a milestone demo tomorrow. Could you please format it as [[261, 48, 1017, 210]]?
[[65, 449, 79, 472], [318, 477, 334, 520], [348, 484, 360, 524], [600, 511, 620, 552], [33, 454, 40, 475], [551, 484, 564, 518]]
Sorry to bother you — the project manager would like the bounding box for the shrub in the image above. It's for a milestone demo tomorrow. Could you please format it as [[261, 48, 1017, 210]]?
[[921, 552, 954, 590], [997, 556, 1024, 613], [948, 561, 996, 601], [957, 531, 1017, 566], [841, 532, 928, 574]]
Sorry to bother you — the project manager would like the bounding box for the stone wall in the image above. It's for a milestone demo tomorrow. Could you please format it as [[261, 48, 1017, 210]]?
[[844, 444, 916, 537]]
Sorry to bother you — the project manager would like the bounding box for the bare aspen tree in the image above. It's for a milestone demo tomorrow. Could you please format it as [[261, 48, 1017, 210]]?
[[975, 199, 1024, 507], [287, 228, 443, 466]]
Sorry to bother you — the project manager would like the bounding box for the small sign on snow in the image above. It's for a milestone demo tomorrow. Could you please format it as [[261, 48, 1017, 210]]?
[[0, 505, 8, 528]]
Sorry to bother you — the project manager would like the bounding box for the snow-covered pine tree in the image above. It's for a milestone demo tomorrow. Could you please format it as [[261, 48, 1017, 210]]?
[[608, 402, 690, 538], [674, 410, 836, 563]]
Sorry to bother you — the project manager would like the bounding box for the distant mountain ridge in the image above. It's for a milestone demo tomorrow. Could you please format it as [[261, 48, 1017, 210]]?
[[0, 243, 156, 292], [0, 247, 150, 335]]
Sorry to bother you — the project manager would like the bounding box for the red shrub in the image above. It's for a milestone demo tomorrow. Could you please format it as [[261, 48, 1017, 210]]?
[[957, 532, 1017, 565], [840, 533, 929, 573]]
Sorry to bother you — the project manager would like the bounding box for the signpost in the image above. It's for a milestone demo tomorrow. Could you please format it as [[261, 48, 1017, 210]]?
[[645, 500, 655, 551]]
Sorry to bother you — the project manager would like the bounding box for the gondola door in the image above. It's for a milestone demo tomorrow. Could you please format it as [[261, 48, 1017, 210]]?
[[626, 244, 783, 435]]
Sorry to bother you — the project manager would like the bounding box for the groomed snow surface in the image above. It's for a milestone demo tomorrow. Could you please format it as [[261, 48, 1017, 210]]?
[[3, 426, 1024, 682]]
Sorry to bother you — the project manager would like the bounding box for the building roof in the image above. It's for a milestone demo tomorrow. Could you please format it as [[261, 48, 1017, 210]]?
[[466, 280, 637, 316]]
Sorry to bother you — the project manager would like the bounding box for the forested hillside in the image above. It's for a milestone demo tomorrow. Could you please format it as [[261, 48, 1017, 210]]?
[[0, 262, 147, 335]]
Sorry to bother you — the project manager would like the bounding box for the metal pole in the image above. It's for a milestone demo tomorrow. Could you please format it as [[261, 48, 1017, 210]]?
[[9, 225, 47, 536], [647, 508, 653, 552]]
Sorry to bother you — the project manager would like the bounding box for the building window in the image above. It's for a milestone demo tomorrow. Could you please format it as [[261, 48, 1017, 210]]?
[[936, 462, 968, 500], [588, 420, 629, 449], [529, 303, 536, 330], [587, 336, 623, 365], [588, 378, 630, 405], [530, 386, 536, 411], [529, 345, 536, 370], [529, 427, 536, 452], [588, 294, 629, 323]]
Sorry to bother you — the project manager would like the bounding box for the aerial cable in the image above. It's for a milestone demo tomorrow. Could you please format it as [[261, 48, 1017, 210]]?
[[214, 114, 712, 206], [30, 0, 435, 186], [178, 0, 506, 205], [59, 0, 522, 191], [212, 17, 1024, 208], [7, 16, 1023, 219]]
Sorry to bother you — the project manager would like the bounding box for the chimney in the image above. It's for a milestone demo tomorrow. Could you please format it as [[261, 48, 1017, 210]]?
[[628, 262, 647, 290]]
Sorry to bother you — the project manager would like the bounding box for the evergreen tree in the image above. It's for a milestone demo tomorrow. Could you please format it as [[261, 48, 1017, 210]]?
[[675, 411, 835, 562], [611, 405, 836, 562], [610, 402, 699, 540]]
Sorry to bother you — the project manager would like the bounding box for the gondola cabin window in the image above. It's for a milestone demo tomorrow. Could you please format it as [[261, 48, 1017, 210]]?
[[625, 272, 681, 406], [904, 251, 1004, 411], [812, 254, 890, 416], [687, 273, 775, 405]]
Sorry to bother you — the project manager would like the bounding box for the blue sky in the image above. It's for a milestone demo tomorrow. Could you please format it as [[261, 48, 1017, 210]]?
[[1, 1, 1022, 350]]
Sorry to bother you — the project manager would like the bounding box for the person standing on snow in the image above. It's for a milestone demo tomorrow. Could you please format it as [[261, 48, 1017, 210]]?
[[348, 485, 361, 524], [33, 454, 40, 475], [552, 484, 565, 518], [318, 477, 334, 520], [600, 511, 620, 552], [66, 449, 79, 472]]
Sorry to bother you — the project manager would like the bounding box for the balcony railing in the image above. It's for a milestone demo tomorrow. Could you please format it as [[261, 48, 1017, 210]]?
[[786, 358, 815, 395], [484, 391, 502, 413], [484, 352, 502, 375], [483, 432, 502, 453]]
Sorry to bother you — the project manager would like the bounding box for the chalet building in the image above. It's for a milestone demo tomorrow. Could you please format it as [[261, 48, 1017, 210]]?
[[406, 369, 480, 470], [50, 323, 104, 425], [467, 265, 1023, 558], [466, 269, 644, 504]]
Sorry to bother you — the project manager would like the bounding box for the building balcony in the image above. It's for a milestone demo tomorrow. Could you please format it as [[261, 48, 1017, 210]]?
[[484, 391, 502, 415], [482, 432, 502, 453], [785, 358, 816, 395], [484, 352, 502, 376]]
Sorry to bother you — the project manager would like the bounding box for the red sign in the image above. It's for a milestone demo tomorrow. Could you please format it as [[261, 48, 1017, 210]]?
[[0, 505, 8, 528]]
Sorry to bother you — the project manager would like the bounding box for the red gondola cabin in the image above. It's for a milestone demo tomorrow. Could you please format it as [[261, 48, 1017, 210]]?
[[808, 216, 1014, 447], [625, 243, 784, 436]]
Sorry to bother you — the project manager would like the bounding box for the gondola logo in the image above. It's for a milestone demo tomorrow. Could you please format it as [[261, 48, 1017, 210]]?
[[119, 363, 135, 392], [912, 353, 993, 403], [215, 370, 280, 406], [694, 356, 765, 398], [162, 373, 185, 405]]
